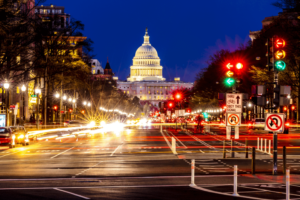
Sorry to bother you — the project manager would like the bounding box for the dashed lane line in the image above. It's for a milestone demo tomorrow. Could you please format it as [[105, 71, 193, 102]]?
[[50, 147, 74, 159]]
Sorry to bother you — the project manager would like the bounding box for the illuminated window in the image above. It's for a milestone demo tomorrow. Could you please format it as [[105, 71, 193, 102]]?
[[148, 91, 150, 94], [149, 96, 151, 99], [127, 91, 129, 94], [140, 86, 142, 88], [124, 91, 126, 93], [140, 91, 142, 94], [93, 70, 95, 74], [165, 87, 167, 89], [16, 56, 20, 65], [16, 87, 19, 94]]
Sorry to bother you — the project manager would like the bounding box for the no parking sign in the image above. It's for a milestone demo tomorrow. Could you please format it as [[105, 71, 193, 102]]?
[[264, 113, 285, 133]]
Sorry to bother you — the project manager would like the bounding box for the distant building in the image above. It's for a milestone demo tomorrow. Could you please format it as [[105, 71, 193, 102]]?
[[90, 59, 104, 75], [91, 58, 114, 81], [116, 28, 193, 107], [35, 4, 71, 35]]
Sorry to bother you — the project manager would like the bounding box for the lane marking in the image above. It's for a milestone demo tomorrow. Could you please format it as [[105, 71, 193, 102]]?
[[110, 144, 123, 156], [51, 147, 74, 159], [167, 131, 187, 148], [54, 188, 90, 199]]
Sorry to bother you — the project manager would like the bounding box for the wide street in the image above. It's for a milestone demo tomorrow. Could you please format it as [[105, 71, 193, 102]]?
[[0, 124, 299, 199]]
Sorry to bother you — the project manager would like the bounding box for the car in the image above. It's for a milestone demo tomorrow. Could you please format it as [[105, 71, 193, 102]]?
[[248, 118, 265, 130], [0, 126, 29, 148]]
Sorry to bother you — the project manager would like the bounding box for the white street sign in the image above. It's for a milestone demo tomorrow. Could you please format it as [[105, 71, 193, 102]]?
[[179, 109, 185, 117], [264, 113, 285, 133], [226, 93, 243, 113], [226, 113, 241, 126], [167, 111, 171, 116]]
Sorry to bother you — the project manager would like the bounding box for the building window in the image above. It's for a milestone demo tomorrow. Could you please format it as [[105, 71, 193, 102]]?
[[57, 9, 62, 14], [127, 91, 129, 94], [35, 9, 38, 13], [16, 87, 19, 94], [52, 9, 55, 14], [47, 9, 50, 14], [93, 70, 95, 74], [140, 91, 142, 94], [124, 91, 126, 94], [140, 86, 142, 88], [16, 56, 20, 65]]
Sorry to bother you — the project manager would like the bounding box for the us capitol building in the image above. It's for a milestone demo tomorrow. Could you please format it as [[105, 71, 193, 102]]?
[[116, 28, 193, 107]]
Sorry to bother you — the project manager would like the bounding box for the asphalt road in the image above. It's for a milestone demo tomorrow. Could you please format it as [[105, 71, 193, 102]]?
[[1, 124, 300, 199]]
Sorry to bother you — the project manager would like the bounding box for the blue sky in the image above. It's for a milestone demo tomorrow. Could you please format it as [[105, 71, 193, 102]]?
[[42, 0, 280, 82]]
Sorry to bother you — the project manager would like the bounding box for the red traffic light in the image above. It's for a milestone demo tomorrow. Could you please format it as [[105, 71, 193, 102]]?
[[223, 106, 227, 110], [275, 38, 286, 48], [53, 105, 58, 111], [69, 108, 73, 113], [175, 93, 181, 100], [283, 107, 287, 111], [236, 63, 243, 70], [292, 105, 296, 110], [168, 102, 173, 107], [186, 108, 191, 113]]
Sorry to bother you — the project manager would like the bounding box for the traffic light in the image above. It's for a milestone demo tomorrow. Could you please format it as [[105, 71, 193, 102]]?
[[203, 112, 208, 118], [274, 38, 286, 71], [175, 93, 182, 101], [224, 77, 235, 87], [81, 110, 85, 114], [236, 63, 243, 70], [69, 108, 73, 113], [292, 105, 296, 110], [283, 106, 287, 111], [186, 108, 191, 113], [168, 102, 174, 108], [53, 105, 58, 111]]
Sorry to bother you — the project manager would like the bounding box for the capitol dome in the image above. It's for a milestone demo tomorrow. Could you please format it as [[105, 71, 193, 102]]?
[[127, 28, 165, 82]]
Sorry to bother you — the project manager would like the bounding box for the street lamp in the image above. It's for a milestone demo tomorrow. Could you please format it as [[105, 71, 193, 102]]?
[[83, 101, 87, 106], [21, 85, 26, 121], [55, 93, 59, 98], [3, 81, 9, 126], [35, 87, 41, 129], [68, 97, 72, 102], [87, 102, 91, 107], [63, 95, 67, 100]]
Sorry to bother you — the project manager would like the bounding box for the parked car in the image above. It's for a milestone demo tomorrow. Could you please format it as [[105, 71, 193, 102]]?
[[0, 126, 29, 148]]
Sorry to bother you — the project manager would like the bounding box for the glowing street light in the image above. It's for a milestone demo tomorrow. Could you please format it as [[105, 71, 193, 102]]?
[[55, 93, 59, 98], [83, 101, 87, 105], [21, 85, 26, 92], [63, 95, 67, 100]]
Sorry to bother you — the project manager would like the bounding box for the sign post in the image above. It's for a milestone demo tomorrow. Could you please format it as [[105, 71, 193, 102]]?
[[264, 113, 285, 175], [226, 93, 243, 158]]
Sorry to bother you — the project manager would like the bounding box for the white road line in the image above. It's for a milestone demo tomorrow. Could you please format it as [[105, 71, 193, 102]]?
[[167, 131, 187, 148], [51, 147, 74, 159], [54, 188, 90, 199], [110, 144, 123, 156]]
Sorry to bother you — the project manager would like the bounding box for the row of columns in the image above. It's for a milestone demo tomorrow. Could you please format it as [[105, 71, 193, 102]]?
[[131, 69, 162, 76]]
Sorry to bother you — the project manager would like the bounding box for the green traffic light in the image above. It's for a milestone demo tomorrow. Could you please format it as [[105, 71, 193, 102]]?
[[202, 112, 208, 118], [224, 77, 235, 87], [275, 60, 286, 71]]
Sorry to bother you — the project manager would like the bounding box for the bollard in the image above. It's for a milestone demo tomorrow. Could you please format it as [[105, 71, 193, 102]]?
[[252, 147, 255, 175], [261, 138, 263, 151], [257, 137, 259, 150], [286, 169, 290, 200], [223, 140, 226, 159], [269, 140, 271, 154], [245, 138, 248, 159], [190, 159, 196, 187], [283, 146, 286, 175], [265, 139, 267, 152], [172, 137, 177, 154], [233, 165, 239, 196]]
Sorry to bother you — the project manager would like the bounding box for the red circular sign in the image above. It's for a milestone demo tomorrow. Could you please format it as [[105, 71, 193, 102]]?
[[266, 114, 283, 131], [228, 114, 239, 126]]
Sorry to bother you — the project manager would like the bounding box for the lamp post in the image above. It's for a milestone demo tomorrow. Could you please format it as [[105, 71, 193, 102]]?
[[21, 85, 26, 121], [4, 81, 9, 126], [35, 87, 41, 129]]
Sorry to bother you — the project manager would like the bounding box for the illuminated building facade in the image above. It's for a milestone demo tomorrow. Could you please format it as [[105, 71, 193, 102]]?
[[117, 28, 193, 107]]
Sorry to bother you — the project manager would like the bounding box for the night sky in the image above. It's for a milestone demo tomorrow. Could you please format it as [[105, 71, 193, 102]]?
[[42, 0, 280, 82]]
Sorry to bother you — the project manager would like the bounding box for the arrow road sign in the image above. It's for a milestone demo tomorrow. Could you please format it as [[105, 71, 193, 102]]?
[[236, 96, 240, 104], [265, 113, 285, 133]]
